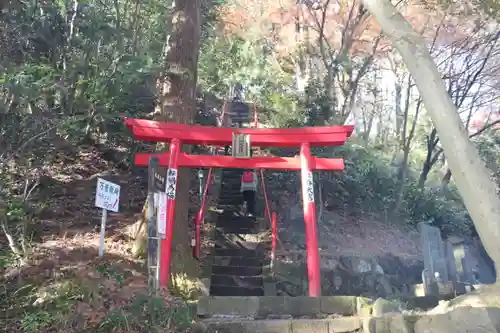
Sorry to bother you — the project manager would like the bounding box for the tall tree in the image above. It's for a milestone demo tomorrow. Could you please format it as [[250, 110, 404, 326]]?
[[132, 0, 202, 285], [361, 0, 500, 277]]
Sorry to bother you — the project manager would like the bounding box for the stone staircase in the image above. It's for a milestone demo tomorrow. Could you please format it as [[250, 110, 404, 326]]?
[[198, 167, 367, 332], [209, 168, 267, 297]]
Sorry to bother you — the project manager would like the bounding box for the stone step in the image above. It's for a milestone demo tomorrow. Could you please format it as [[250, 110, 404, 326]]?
[[214, 205, 241, 213], [220, 181, 241, 189], [219, 187, 241, 194], [220, 176, 241, 182], [222, 168, 245, 174], [197, 296, 358, 318], [212, 265, 262, 276], [214, 237, 263, 252], [221, 176, 242, 183], [218, 195, 241, 203], [216, 216, 256, 228], [220, 177, 242, 183], [221, 173, 244, 181], [214, 245, 268, 258], [214, 247, 260, 257], [213, 256, 265, 267], [217, 213, 256, 222], [210, 284, 264, 296], [220, 180, 241, 187], [211, 274, 263, 288], [193, 318, 362, 333], [218, 197, 243, 206], [213, 245, 263, 258], [219, 193, 243, 201], [215, 225, 259, 235]]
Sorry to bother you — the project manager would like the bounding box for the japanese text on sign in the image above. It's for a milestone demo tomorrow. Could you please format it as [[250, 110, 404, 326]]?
[[305, 171, 314, 203], [95, 178, 121, 212], [166, 168, 178, 199]]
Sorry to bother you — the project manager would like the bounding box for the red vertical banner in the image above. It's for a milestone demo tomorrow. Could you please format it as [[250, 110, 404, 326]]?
[[159, 138, 181, 288], [300, 142, 321, 296]]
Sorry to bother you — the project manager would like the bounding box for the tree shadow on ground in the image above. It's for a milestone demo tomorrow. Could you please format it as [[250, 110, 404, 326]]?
[[3, 245, 146, 294]]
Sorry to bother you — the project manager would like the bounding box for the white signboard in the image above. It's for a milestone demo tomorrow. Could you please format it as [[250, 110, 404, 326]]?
[[95, 178, 121, 212], [157, 192, 167, 237], [166, 168, 178, 199]]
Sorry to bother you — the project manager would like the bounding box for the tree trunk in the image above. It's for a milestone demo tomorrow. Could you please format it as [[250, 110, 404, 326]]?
[[362, 0, 500, 279], [132, 0, 202, 285]]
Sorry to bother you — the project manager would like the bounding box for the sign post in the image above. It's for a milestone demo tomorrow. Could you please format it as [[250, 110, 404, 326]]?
[[159, 138, 181, 288], [95, 178, 121, 257], [147, 157, 165, 293]]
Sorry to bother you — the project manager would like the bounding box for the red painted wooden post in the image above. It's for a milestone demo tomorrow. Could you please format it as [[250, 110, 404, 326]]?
[[159, 138, 181, 288], [300, 142, 321, 296]]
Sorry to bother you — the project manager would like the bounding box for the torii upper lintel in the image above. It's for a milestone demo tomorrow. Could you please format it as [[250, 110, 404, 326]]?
[[124, 118, 354, 147]]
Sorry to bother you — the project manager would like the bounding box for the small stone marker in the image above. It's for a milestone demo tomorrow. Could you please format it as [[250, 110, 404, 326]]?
[[461, 246, 475, 282], [444, 240, 458, 282]]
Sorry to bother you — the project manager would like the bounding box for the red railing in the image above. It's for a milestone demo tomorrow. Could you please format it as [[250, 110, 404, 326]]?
[[259, 169, 278, 269], [193, 167, 213, 259], [194, 99, 273, 264], [193, 101, 228, 258], [259, 169, 271, 222], [271, 212, 277, 268]]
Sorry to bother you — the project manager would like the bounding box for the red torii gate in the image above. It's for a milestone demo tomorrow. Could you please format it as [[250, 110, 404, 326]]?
[[125, 118, 354, 296]]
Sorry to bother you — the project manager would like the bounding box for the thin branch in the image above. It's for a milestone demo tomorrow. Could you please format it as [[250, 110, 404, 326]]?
[[470, 119, 500, 139]]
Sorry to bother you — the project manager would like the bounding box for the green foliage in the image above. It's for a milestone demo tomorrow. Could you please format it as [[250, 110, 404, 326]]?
[[97, 295, 192, 332], [5, 198, 26, 222], [95, 262, 126, 288], [21, 310, 55, 333], [0, 250, 16, 269], [475, 129, 500, 192], [197, 34, 296, 116], [333, 144, 473, 234], [0, 0, 163, 159], [271, 143, 474, 235]]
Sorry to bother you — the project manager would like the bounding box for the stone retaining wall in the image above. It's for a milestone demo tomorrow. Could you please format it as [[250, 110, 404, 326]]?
[[197, 296, 440, 319]]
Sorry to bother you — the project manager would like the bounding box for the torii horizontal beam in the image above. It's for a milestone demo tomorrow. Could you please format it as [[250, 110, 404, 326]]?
[[124, 118, 354, 147], [135, 153, 345, 171]]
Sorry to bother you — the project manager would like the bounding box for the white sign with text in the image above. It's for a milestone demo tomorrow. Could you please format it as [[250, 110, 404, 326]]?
[[157, 192, 167, 238], [95, 178, 121, 213], [304, 171, 314, 203], [166, 168, 178, 199]]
